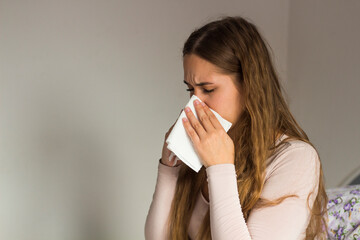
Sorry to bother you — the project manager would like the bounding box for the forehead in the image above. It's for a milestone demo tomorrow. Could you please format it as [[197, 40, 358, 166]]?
[[183, 54, 224, 84]]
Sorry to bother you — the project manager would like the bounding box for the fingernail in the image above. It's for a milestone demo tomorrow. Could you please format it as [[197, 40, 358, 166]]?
[[201, 102, 205, 106], [194, 100, 199, 105], [185, 107, 190, 112]]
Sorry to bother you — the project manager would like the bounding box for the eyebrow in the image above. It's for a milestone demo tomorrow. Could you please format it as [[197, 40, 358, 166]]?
[[183, 80, 214, 86]]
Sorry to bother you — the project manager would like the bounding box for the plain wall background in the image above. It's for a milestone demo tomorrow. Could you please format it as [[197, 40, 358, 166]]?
[[286, 0, 360, 188], [0, 0, 358, 239]]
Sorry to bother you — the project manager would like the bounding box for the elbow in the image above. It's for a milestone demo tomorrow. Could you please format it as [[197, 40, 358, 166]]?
[[144, 214, 161, 240]]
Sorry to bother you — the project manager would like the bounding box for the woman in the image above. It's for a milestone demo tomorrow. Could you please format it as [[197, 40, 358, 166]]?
[[145, 16, 329, 240]]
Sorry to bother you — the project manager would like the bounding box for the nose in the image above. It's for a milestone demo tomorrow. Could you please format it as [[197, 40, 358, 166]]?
[[190, 92, 206, 105]]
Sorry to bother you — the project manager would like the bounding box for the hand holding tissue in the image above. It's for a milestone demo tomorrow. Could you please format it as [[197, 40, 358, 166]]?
[[165, 95, 233, 172]]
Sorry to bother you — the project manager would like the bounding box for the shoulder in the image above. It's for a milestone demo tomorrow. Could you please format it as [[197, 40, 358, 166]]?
[[262, 136, 321, 199], [283, 138, 318, 158], [265, 136, 320, 182]]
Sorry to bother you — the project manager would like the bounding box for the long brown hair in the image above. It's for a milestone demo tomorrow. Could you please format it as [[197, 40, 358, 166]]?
[[166, 15, 329, 240]]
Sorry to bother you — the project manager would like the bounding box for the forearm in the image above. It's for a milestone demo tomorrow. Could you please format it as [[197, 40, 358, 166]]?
[[204, 145, 320, 240], [206, 164, 251, 240], [144, 159, 181, 240]]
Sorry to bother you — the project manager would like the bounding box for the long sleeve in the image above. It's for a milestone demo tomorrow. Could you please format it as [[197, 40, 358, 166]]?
[[205, 144, 320, 240], [144, 159, 181, 240]]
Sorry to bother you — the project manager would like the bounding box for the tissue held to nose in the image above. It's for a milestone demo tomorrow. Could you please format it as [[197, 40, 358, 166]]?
[[165, 94, 232, 172]]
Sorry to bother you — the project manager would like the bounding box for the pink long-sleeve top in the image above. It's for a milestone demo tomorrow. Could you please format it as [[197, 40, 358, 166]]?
[[144, 134, 321, 240]]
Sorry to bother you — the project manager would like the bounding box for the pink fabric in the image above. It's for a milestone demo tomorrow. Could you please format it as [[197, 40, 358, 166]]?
[[144, 135, 320, 240]]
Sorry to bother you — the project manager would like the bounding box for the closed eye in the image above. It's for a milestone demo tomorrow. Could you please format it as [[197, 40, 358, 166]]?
[[186, 88, 214, 93]]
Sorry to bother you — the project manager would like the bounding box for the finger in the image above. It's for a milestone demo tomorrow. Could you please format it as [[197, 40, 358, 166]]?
[[194, 100, 215, 133], [182, 116, 201, 144], [201, 103, 223, 130], [172, 156, 178, 166], [171, 154, 177, 163], [173, 157, 183, 167], [184, 106, 207, 139], [169, 152, 175, 162]]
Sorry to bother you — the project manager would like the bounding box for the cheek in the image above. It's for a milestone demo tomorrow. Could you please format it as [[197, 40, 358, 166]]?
[[208, 98, 239, 123], [206, 101, 231, 122]]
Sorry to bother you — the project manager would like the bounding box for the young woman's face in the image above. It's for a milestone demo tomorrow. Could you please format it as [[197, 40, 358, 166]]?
[[183, 54, 244, 125]]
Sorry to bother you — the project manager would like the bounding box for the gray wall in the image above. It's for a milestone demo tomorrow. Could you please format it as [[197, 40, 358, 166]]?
[[287, 0, 360, 188], [1, 0, 359, 239]]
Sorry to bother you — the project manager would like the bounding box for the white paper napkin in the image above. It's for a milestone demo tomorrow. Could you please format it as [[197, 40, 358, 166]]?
[[165, 95, 232, 172]]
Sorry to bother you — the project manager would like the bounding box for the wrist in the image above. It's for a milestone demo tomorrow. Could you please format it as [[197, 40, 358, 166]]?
[[159, 158, 181, 167]]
